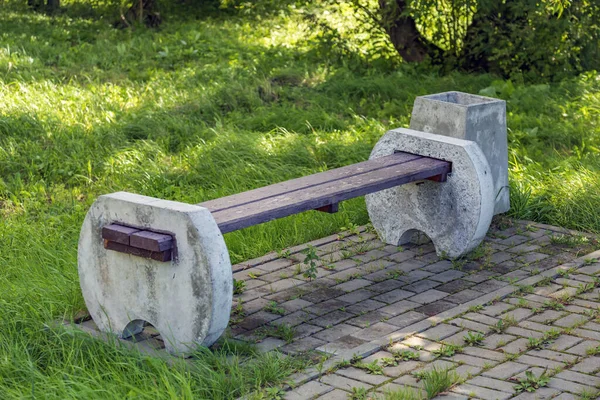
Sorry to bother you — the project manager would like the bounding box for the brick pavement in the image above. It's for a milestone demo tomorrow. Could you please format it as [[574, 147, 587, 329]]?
[[73, 218, 600, 399]]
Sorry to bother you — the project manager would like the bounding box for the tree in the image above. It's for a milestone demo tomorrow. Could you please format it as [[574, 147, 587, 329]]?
[[375, 0, 600, 79]]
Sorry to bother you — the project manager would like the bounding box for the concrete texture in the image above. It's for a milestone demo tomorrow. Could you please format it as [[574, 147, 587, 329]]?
[[410, 91, 509, 215], [365, 128, 494, 258], [78, 191, 232, 355]]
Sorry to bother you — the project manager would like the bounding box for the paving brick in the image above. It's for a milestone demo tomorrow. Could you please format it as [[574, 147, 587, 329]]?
[[332, 279, 373, 293], [449, 318, 491, 333], [402, 336, 442, 352], [378, 300, 420, 316], [564, 339, 600, 356], [516, 354, 565, 369], [402, 279, 441, 293], [414, 300, 456, 316], [574, 328, 600, 341], [442, 331, 475, 347], [570, 356, 600, 374], [554, 313, 589, 328], [482, 361, 529, 379], [471, 279, 509, 293], [450, 354, 497, 368], [482, 333, 517, 349], [463, 312, 499, 326], [528, 309, 566, 323], [453, 364, 482, 380], [386, 311, 428, 328], [444, 289, 484, 303], [401, 269, 434, 283], [237, 311, 281, 330], [452, 383, 512, 400], [305, 299, 350, 316], [336, 366, 389, 385], [550, 393, 578, 400], [417, 324, 462, 341], [519, 320, 561, 333], [280, 336, 326, 354], [467, 376, 516, 393], [505, 326, 544, 339], [280, 298, 313, 313], [313, 323, 361, 342], [500, 337, 530, 354], [313, 389, 351, 400], [310, 310, 354, 327], [345, 299, 386, 315], [547, 377, 598, 395], [409, 289, 449, 304], [480, 302, 513, 317], [582, 321, 600, 332], [555, 369, 600, 387], [302, 288, 347, 303], [429, 269, 466, 283], [317, 335, 367, 352], [548, 335, 583, 351], [285, 380, 333, 400], [461, 346, 505, 361], [335, 289, 374, 304], [366, 279, 405, 292], [501, 307, 534, 322], [347, 311, 394, 328], [352, 322, 398, 341], [511, 387, 560, 400], [526, 349, 578, 364], [382, 360, 421, 377], [373, 289, 415, 304], [463, 270, 497, 283], [320, 374, 371, 392]]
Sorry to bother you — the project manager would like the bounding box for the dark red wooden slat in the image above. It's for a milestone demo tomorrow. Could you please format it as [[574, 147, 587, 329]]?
[[104, 240, 172, 262], [198, 152, 422, 213], [101, 224, 140, 245], [130, 231, 173, 252], [316, 203, 339, 213], [212, 157, 451, 234]]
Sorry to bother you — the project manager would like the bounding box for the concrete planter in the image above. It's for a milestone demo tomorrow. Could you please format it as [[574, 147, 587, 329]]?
[[410, 91, 509, 215]]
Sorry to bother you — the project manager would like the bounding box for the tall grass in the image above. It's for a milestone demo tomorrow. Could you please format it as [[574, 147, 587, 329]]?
[[0, 0, 599, 397]]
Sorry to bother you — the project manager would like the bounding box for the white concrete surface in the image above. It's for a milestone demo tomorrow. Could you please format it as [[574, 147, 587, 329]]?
[[78, 192, 232, 355], [365, 128, 495, 258]]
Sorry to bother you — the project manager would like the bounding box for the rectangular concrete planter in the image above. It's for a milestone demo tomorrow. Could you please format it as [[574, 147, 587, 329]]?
[[410, 91, 509, 215]]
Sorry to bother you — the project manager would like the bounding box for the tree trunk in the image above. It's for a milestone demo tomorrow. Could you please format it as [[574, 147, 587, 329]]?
[[114, 0, 162, 29], [378, 0, 443, 63]]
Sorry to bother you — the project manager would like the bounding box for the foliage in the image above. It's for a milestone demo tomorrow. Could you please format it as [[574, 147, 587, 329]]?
[[301, 245, 320, 281], [514, 369, 551, 393]]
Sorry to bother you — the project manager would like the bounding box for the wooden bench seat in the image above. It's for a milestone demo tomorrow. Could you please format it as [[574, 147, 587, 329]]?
[[198, 151, 452, 234]]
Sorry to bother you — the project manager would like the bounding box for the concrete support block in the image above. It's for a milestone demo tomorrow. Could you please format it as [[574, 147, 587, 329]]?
[[365, 128, 495, 258], [78, 192, 232, 356], [410, 91, 509, 215]]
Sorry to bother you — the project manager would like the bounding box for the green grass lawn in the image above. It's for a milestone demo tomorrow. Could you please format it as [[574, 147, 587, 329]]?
[[1, 0, 599, 397]]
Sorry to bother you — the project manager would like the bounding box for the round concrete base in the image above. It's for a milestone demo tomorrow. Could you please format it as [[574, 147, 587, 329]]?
[[78, 192, 232, 355], [366, 128, 495, 259]]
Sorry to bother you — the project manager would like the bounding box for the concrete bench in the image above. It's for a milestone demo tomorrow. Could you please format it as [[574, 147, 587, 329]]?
[[77, 91, 509, 355]]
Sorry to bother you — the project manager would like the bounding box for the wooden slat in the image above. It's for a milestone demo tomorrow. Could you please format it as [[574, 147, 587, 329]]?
[[104, 240, 172, 262], [198, 152, 422, 213], [212, 157, 451, 234], [130, 231, 173, 252], [101, 224, 140, 245]]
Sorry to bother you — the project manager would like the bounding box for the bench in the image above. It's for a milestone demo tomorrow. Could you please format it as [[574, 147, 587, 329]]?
[[77, 91, 508, 355]]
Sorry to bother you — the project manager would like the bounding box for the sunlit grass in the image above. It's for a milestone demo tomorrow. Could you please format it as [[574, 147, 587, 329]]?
[[0, 0, 599, 397]]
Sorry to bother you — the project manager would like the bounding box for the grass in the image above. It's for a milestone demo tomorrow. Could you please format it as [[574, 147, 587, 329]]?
[[0, 0, 599, 397]]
